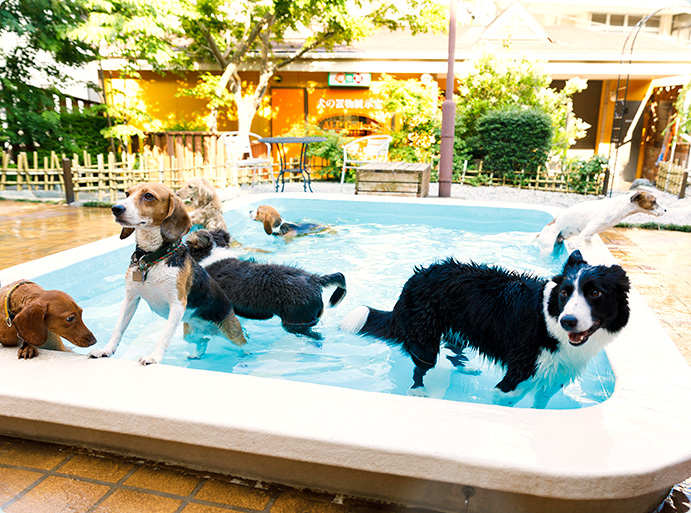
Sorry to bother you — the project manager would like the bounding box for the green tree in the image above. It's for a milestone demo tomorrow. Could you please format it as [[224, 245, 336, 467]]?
[[454, 52, 589, 162], [0, 0, 99, 153], [373, 74, 442, 165], [673, 78, 691, 142], [73, 0, 447, 132]]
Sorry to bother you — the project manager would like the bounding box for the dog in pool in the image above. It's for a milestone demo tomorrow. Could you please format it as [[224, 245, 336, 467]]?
[[340, 250, 630, 408], [186, 228, 347, 340], [249, 205, 331, 239]]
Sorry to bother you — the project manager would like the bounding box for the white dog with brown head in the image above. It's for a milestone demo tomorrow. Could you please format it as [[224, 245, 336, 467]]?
[[537, 190, 666, 256]]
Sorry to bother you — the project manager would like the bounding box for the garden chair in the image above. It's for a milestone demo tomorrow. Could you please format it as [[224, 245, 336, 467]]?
[[220, 132, 272, 186], [340, 135, 392, 191]]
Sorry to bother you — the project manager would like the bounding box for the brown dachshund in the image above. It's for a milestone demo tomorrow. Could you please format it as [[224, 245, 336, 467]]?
[[0, 280, 97, 359]]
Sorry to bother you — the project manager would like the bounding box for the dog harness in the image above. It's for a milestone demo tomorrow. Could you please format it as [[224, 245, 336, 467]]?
[[4, 280, 31, 328], [130, 240, 184, 282]]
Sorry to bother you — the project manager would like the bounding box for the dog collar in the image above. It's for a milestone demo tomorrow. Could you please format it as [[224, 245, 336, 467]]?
[[4, 280, 31, 328], [130, 240, 184, 282]]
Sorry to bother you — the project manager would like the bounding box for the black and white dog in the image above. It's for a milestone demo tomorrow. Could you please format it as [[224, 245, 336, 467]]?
[[186, 229, 347, 340], [340, 251, 630, 407]]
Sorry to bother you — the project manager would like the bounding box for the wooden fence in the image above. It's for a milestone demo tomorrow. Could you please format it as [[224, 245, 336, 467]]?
[[1, 144, 609, 203], [0, 148, 277, 203], [457, 161, 606, 195], [657, 161, 688, 199]]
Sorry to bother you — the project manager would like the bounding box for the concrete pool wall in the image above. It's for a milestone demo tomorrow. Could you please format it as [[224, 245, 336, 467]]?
[[0, 193, 690, 513]]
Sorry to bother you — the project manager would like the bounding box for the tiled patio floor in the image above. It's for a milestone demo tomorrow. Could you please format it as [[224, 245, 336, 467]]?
[[0, 199, 689, 512], [0, 435, 426, 513]]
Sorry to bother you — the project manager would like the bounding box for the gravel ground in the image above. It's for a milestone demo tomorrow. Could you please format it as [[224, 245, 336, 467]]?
[[228, 180, 691, 227]]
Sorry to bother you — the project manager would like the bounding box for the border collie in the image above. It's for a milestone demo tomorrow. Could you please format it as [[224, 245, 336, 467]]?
[[186, 229, 347, 340], [340, 251, 630, 407]]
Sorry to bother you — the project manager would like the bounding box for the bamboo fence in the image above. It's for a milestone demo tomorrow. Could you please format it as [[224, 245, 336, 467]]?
[[458, 161, 606, 195], [657, 161, 688, 199], [1, 144, 612, 203]]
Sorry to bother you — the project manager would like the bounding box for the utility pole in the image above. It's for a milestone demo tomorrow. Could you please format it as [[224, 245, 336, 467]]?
[[438, 0, 457, 197]]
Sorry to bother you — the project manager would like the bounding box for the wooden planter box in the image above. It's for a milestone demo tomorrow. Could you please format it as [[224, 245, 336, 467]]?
[[355, 162, 431, 197]]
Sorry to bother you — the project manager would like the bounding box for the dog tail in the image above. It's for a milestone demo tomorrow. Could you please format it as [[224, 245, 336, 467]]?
[[339, 306, 396, 341], [319, 272, 347, 307]]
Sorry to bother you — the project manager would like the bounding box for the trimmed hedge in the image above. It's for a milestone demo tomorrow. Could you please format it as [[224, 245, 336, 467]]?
[[477, 107, 552, 177]]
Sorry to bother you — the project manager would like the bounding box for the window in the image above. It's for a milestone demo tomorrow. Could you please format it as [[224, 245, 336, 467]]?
[[672, 13, 691, 44], [589, 13, 660, 34]]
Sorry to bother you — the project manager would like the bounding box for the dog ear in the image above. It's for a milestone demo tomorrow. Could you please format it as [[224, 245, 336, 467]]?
[[13, 302, 48, 346], [161, 192, 192, 242], [263, 218, 274, 235], [630, 191, 643, 203], [609, 264, 631, 293], [120, 227, 134, 239], [198, 181, 214, 205], [564, 250, 586, 269]]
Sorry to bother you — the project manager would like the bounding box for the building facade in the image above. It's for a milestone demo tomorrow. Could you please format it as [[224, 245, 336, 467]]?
[[101, 0, 691, 182]]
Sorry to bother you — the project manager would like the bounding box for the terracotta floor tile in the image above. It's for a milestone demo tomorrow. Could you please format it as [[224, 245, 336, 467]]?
[[0, 439, 67, 470], [270, 490, 347, 513], [182, 504, 242, 513], [0, 468, 43, 503], [124, 465, 200, 496], [0, 201, 118, 269], [195, 479, 271, 510], [4, 475, 108, 513], [59, 453, 134, 483], [92, 489, 182, 513]]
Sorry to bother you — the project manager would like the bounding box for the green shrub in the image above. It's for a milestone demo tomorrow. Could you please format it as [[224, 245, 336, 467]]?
[[477, 107, 552, 177], [566, 154, 608, 194], [60, 107, 111, 155]]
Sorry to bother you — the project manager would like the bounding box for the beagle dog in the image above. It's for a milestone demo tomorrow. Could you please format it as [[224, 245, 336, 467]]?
[[249, 205, 331, 239], [536, 190, 666, 256], [0, 280, 96, 359], [176, 177, 228, 232], [89, 183, 246, 365]]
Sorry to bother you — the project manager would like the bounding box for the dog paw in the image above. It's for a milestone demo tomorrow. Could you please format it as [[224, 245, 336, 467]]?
[[88, 349, 112, 359], [407, 386, 429, 398], [18, 345, 39, 359], [138, 355, 161, 365]]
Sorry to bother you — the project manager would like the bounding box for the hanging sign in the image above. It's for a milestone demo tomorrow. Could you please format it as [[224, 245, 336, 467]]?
[[328, 72, 372, 87]]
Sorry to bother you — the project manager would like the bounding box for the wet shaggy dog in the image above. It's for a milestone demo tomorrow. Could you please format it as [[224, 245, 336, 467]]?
[[186, 229, 347, 340], [340, 251, 630, 407], [0, 280, 96, 359], [176, 177, 228, 232]]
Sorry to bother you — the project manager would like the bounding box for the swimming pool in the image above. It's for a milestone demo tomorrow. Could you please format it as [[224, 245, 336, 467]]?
[[32, 197, 612, 408], [1, 193, 690, 513]]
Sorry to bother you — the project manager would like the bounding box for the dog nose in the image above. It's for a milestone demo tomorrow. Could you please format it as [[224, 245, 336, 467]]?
[[560, 315, 578, 331], [112, 204, 125, 216]]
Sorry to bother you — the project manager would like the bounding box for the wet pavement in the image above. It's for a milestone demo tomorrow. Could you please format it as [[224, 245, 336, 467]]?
[[0, 198, 689, 512]]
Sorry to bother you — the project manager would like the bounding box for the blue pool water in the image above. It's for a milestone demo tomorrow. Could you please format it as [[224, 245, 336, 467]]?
[[34, 198, 614, 409]]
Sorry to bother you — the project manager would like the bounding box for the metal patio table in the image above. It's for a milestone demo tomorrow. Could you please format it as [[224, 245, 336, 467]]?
[[257, 136, 327, 192]]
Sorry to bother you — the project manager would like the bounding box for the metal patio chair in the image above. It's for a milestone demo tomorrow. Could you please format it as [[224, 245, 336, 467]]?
[[220, 132, 273, 186], [340, 135, 392, 190]]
